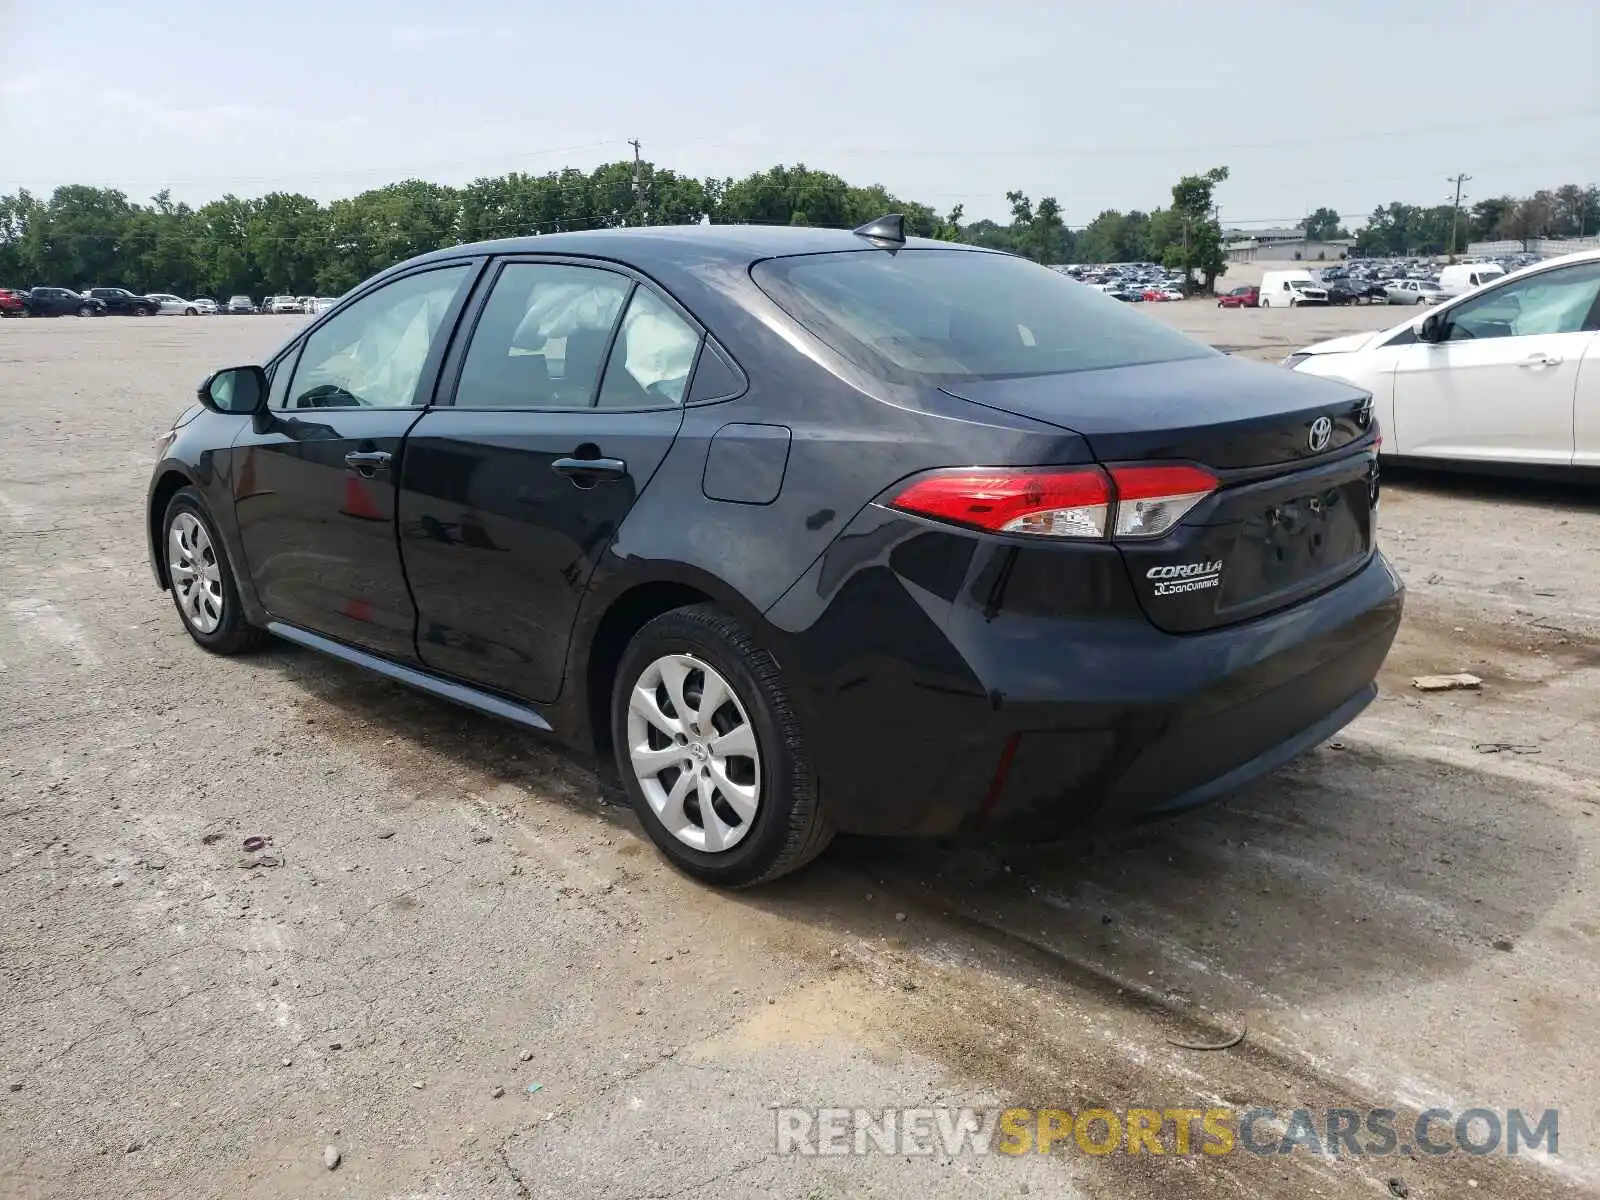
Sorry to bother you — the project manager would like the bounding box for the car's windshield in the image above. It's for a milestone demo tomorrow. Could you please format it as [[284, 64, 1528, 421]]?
[[751, 249, 1216, 381]]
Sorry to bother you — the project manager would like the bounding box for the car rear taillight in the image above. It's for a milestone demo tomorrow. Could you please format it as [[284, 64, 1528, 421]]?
[[891, 468, 1112, 538], [1107, 464, 1218, 539], [891, 463, 1218, 541]]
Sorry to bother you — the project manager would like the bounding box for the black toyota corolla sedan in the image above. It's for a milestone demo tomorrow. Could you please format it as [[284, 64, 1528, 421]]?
[[147, 219, 1402, 886]]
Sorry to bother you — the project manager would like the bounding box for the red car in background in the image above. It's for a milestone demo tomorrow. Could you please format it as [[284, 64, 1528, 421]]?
[[0, 287, 27, 317], [1218, 285, 1259, 308]]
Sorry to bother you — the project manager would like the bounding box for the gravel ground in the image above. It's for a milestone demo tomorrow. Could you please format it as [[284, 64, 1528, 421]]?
[[2, 312, 1598, 1200]]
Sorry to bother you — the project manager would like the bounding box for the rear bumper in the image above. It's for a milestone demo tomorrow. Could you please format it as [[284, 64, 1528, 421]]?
[[767, 512, 1403, 838]]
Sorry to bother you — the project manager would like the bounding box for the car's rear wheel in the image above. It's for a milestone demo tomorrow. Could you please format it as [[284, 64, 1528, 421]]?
[[162, 488, 267, 655], [611, 604, 832, 887]]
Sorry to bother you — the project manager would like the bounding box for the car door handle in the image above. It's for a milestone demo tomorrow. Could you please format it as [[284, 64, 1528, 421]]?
[[344, 450, 392, 475], [551, 456, 626, 484], [1519, 353, 1562, 368]]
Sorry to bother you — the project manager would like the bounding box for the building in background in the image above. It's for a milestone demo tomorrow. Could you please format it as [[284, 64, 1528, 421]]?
[[1223, 227, 1355, 263]]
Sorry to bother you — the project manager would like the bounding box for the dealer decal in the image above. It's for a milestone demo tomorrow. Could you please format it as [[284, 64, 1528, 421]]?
[[1147, 560, 1222, 596]]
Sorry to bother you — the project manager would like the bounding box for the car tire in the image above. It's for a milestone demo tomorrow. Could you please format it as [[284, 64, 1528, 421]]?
[[1288, 297, 1298, 308], [162, 487, 268, 656], [185, 307, 197, 316], [76, 304, 93, 317], [611, 603, 833, 887]]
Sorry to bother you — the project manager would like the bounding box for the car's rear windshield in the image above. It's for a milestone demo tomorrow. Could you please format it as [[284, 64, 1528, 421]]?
[[750, 248, 1217, 382]]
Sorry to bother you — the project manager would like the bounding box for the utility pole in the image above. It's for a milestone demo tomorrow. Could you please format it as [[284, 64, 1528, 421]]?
[[628, 139, 648, 227], [1446, 173, 1472, 262]]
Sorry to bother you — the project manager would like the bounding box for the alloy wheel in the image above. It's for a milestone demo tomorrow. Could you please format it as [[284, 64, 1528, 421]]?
[[626, 653, 761, 853], [168, 512, 224, 634]]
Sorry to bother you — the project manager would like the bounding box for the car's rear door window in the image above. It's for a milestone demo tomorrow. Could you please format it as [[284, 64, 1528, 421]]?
[[752, 249, 1216, 382], [596, 287, 702, 408], [454, 263, 631, 409]]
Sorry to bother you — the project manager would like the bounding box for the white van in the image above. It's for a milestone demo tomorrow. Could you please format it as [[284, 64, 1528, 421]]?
[[1258, 270, 1329, 308], [1437, 262, 1506, 298]]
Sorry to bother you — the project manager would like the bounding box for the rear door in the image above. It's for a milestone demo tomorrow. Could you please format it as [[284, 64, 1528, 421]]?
[[231, 261, 477, 659], [398, 258, 698, 702], [1574, 329, 1600, 468], [1389, 260, 1600, 466]]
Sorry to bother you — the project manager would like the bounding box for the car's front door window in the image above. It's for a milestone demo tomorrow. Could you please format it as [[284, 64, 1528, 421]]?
[[1447, 263, 1600, 342], [287, 266, 469, 409]]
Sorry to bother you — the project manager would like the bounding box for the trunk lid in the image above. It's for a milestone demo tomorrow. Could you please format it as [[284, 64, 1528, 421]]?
[[941, 356, 1380, 632]]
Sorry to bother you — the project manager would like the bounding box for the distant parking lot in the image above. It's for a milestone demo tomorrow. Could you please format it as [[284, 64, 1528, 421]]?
[[3, 314, 1599, 1199]]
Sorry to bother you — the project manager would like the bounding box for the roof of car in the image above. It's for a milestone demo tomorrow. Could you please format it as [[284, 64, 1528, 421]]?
[[399, 223, 995, 273]]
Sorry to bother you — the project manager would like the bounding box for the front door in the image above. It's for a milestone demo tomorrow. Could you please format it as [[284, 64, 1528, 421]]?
[[232, 262, 477, 659], [398, 259, 699, 701], [1391, 260, 1600, 466]]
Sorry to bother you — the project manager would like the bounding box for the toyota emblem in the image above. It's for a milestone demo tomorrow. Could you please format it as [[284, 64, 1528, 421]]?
[[1308, 416, 1333, 453]]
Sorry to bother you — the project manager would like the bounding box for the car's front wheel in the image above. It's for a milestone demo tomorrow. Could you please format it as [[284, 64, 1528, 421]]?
[[611, 604, 832, 887], [162, 488, 267, 655], [76, 304, 94, 317]]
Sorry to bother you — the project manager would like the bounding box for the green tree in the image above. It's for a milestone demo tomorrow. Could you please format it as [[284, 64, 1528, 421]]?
[[1298, 206, 1348, 242], [0, 190, 45, 284], [717, 164, 853, 229], [1468, 196, 1517, 243], [318, 180, 461, 293], [1001, 191, 1072, 263], [1154, 167, 1229, 291], [246, 192, 326, 294], [932, 204, 965, 242]]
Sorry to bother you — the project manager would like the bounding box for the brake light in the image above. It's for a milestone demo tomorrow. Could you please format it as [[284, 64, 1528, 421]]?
[[890, 463, 1218, 541], [891, 467, 1111, 538]]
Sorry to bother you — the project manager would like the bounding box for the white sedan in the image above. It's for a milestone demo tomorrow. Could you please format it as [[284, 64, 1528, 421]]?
[[1285, 250, 1600, 469], [145, 293, 205, 316]]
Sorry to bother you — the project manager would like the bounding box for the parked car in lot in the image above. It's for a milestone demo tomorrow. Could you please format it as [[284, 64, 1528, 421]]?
[[310, 297, 338, 314], [1321, 278, 1370, 306], [1259, 270, 1329, 308], [226, 295, 256, 314], [191, 297, 219, 315], [146, 293, 205, 316], [1286, 250, 1600, 470], [0, 286, 26, 316], [85, 287, 161, 316], [268, 296, 305, 314], [22, 287, 106, 317], [1383, 279, 1446, 306], [147, 220, 1401, 886], [1217, 285, 1258, 309], [1437, 262, 1507, 298]]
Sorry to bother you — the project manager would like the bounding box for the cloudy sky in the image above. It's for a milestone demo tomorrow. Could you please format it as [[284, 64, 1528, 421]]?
[[1, 0, 1595, 227]]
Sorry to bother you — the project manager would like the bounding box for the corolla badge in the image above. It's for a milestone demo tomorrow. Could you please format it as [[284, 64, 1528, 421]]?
[[1309, 416, 1334, 453]]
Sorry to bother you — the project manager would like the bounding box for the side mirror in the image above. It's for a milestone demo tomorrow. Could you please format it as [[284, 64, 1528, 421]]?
[[198, 365, 267, 414], [1417, 312, 1447, 343]]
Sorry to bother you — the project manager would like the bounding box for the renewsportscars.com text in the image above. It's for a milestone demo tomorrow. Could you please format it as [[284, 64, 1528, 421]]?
[[775, 1106, 1559, 1158]]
